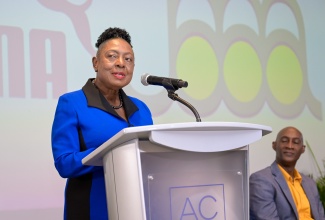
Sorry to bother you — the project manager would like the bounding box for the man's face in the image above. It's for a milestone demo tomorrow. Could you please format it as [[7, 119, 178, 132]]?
[[272, 127, 305, 167]]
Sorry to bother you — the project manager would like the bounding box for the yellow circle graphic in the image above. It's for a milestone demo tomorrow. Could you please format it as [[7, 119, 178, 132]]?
[[224, 41, 262, 102], [267, 46, 303, 105], [177, 36, 218, 100]]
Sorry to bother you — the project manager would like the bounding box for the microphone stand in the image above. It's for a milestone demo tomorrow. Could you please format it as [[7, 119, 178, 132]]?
[[161, 79, 201, 122]]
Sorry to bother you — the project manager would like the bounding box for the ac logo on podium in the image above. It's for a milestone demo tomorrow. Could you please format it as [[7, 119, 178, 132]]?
[[169, 184, 225, 220]]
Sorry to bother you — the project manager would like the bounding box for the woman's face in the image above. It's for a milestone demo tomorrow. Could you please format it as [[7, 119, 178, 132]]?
[[92, 38, 135, 91]]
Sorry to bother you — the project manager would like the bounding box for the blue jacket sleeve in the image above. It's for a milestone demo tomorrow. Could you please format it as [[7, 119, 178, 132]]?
[[51, 95, 101, 178]]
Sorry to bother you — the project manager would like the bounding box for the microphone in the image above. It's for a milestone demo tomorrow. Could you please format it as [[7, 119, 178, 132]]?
[[141, 73, 200, 121], [141, 73, 188, 89]]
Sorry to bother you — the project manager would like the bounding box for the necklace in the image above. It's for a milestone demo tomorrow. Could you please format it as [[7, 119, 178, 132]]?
[[92, 79, 123, 109], [111, 92, 123, 109]]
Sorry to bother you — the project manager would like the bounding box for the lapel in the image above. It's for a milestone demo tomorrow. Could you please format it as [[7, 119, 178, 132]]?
[[271, 161, 299, 219], [301, 177, 317, 219]]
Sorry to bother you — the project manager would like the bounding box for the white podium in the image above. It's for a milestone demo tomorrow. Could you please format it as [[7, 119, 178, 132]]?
[[82, 122, 272, 220]]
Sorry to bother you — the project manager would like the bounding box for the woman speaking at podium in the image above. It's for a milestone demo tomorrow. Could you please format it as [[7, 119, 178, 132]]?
[[51, 27, 153, 220]]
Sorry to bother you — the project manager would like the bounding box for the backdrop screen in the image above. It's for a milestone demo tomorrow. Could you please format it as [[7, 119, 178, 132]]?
[[1, 0, 325, 219]]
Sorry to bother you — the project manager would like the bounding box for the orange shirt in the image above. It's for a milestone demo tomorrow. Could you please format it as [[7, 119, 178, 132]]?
[[278, 164, 314, 220]]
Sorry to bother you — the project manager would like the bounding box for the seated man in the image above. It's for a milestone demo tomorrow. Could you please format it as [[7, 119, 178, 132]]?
[[249, 126, 325, 220]]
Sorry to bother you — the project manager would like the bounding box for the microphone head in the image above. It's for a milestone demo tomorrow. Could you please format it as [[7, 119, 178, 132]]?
[[141, 73, 150, 86]]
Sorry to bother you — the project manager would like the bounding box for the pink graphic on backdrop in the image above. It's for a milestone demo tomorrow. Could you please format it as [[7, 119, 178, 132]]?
[[37, 0, 96, 56], [0, 26, 25, 97], [30, 29, 67, 99]]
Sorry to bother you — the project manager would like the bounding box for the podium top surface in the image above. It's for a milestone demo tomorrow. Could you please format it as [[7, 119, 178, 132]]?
[[83, 122, 272, 166]]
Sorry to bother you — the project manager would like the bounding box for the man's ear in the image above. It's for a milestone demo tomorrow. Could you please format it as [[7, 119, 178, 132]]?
[[302, 145, 306, 153], [272, 141, 276, 151]]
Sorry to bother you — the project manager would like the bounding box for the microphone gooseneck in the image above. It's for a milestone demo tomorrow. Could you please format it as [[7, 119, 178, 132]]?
[[167, 91, 201, 122], [141, 73, 201, 122]]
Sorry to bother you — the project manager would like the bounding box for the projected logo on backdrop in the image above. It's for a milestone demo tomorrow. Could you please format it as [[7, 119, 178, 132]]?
[[0, 0, 321, 120], [167, 0, 321, 119], [0, 0, 94, 99]]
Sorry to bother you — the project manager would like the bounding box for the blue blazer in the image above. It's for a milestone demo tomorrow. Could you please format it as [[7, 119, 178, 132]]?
[[51, 79, 153, 220], [249, 161, 325, 220]]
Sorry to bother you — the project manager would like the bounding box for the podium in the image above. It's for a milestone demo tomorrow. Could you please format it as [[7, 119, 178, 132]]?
[[82, 122, 271, 220]]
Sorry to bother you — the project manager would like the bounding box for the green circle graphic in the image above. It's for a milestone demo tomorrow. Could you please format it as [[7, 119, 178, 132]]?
[[267, 45, 303, 104], [224, 41, 262, 102], [177, 36, 219, 100]]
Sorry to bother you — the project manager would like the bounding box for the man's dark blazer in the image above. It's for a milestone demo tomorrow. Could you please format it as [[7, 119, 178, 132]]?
[[249, 161, 325, 220]]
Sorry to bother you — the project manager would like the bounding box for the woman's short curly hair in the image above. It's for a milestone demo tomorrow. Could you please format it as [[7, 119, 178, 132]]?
[[95, 27, 132, 48]]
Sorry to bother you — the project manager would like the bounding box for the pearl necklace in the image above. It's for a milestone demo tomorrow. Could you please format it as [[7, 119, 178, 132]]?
[[111, 92, 123, 109], [92, 79, 123, 109]]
